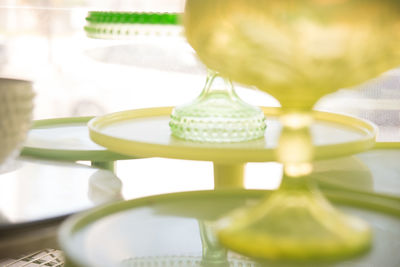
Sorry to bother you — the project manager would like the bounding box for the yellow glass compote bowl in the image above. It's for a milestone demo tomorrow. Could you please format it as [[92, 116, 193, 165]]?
[[184, 0, 400, 262]]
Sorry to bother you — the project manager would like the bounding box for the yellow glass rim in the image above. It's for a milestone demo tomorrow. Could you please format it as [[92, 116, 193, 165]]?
[[88, 107, 377, 163]]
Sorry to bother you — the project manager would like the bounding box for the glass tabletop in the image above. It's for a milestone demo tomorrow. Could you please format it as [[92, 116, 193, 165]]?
[[22, 117, 132, 162], [0, 158, 122, 230]]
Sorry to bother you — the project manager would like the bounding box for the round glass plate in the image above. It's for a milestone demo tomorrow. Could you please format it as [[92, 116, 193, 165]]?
[[0, 158, 122, 230], [59, 190, 400, 267], [88, 107, 376, 163], [0, 158, 122, 258], [313, 147, 400, 197], [22, 117, 132, 162]]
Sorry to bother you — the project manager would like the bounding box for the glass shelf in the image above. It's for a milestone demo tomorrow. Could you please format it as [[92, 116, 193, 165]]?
[[22, 117, 131, 162]]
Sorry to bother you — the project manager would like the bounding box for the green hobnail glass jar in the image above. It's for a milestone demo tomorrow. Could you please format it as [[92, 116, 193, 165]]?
[[170, 70, 266, 143]]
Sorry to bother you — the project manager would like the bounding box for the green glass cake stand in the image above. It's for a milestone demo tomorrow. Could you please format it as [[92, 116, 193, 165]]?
[[21, 117, 132, 171], [59, 188, 400, 267]]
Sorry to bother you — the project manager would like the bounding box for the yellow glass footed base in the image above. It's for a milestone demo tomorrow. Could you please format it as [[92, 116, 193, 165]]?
[[216, 177, 372, 262]]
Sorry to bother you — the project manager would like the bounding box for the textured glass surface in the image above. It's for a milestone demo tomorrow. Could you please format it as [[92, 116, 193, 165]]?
[[217, 177, 372, 261], [86, 12, 180, 25], [170, 71, 266, 142], [185, 0, 400, 110], [0, 78, 34, 171], [85, 11, 183, 39]]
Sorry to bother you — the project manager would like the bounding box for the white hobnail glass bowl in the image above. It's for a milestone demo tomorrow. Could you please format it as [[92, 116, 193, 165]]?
[[0, 78, 34, 172]]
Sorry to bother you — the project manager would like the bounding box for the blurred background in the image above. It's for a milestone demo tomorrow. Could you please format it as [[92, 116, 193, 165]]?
[[0, 0, 399, 195], [0, 0, 285, 200]]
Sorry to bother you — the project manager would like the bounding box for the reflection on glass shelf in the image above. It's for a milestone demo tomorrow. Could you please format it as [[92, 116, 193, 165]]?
[[115, 159, 283, 200], [0, 159, 121, 225], [245, 162, 283, 190]]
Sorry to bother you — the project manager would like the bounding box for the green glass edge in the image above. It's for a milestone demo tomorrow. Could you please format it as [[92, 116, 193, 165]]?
[[21, 117, 132, 161], [86, 11, 182, 25], [59, 188, 400, 267], [374, 142, 400, 149]]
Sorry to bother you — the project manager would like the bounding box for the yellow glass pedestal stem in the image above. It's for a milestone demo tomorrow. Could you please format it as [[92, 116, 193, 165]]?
[[213, 163, 245, 190], [216, 112, 372, 262]]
